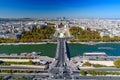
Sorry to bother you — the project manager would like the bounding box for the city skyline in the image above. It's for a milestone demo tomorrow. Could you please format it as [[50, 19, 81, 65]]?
[[0, 0, 120, 18], [1, 1, 120, 79]]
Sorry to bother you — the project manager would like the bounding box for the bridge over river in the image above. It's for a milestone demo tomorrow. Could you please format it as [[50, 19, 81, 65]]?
[[49, 38, 73, 79]]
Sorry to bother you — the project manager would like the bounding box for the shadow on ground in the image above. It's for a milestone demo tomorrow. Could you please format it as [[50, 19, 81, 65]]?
[[66, 42, 71, 60]]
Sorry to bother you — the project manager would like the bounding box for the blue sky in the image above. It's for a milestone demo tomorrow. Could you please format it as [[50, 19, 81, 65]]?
[[0, 0, 120, 18]]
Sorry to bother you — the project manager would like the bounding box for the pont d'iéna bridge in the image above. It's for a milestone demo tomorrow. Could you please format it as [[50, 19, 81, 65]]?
[[49, 37, 73, 79]]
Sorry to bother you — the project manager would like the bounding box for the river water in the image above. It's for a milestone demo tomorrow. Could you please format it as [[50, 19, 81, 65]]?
[[68, 43, 120, 57], [0, 43, 120, 58]]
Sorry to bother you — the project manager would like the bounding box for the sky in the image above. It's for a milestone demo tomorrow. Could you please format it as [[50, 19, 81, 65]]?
[[0, 0, 120, 18]]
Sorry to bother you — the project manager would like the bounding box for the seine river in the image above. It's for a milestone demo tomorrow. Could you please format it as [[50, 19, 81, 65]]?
[[0, 43, 120, 58]]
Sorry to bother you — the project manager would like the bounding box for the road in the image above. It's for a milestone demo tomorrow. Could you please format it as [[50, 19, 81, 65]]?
[[73, 76, 120, 80], [2, 73, 120, 80], [55, 38, 65, 67], [49, 38, 72, 79]]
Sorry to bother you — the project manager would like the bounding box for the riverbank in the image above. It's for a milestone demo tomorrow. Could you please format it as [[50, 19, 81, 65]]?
[[0, 42, 57, 45], [1, 41, 120, 45], [0, 56, 53, 62], [67, 41, 120, 45]]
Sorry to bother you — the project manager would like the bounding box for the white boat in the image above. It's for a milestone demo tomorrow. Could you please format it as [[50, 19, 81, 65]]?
[[98, 47, 114, 50], [83, 52, 107, 56], [87, 41, 95, 45]]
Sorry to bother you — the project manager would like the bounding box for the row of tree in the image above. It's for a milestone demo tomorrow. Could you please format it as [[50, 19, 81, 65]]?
[[83, 62, 107, 67], [0, 69, 38, 73], [80, 70, 120, 76], [0, 60, 34, 66]]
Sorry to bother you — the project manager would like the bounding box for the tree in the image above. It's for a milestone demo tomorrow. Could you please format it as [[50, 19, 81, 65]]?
[[69, 26, 102, 42], [114, 58, 120, 68], [83, 62, 91, 66], [102, 36, 110, 42], [29, 60, 33, 65], [87, 70, 96, 76], [20, 26, 55, 42], [0, 76, 4, 80], [80, 70, 86, 75]]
